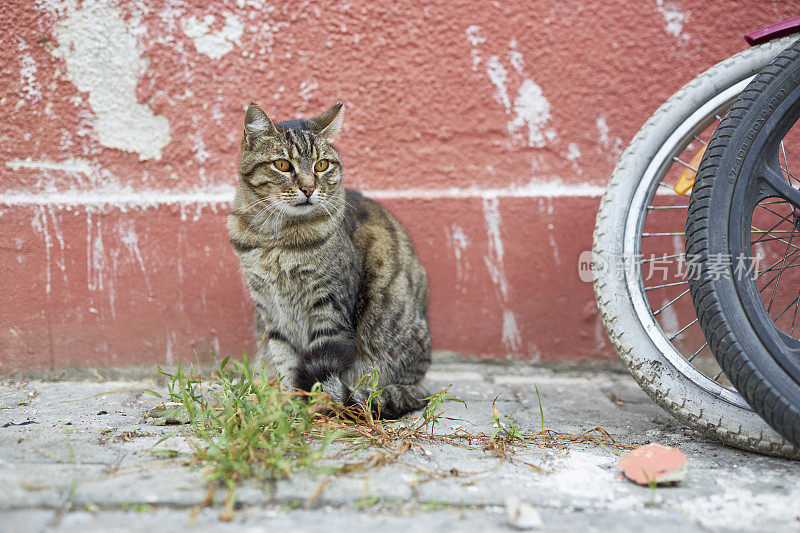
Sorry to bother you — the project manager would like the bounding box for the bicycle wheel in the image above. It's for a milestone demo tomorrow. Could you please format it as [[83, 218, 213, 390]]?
[[594, 35, 798, 456], [686, 39, 800, 448]]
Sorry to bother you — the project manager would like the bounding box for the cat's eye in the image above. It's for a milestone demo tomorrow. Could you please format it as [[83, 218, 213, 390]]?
[[314, 160, 329, 172], [273, 159, 292, 172]]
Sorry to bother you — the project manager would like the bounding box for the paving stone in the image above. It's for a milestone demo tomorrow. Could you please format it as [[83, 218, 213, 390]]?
[[2, 361, 800, 532]]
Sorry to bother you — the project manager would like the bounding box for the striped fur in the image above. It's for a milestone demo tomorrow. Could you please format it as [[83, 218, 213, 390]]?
[[228, 103, 431, 419]]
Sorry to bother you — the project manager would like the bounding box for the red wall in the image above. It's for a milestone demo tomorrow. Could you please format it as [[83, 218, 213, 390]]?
[[1, 0, 796, 369]]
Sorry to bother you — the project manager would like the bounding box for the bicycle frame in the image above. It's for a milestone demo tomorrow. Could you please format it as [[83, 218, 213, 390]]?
[[746, 17, 800, 46]]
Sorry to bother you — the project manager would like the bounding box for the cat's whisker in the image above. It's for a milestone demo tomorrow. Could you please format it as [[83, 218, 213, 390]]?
[[257, 201, 286, 233], [320, 196, 346, 217], [243, 195, 275, 211], [317, 199, 334, 220], [248, 199, 283, 230], [274, 204, 289, 239]]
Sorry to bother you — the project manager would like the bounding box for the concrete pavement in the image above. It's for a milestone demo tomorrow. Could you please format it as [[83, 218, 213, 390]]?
[[2, 355, 799, 532]]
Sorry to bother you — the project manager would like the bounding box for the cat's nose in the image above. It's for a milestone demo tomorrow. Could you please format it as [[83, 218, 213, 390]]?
[[299, 186, 315, 198]]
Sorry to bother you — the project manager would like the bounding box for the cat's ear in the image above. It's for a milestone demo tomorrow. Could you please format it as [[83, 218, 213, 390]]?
[[309, 103, 343, 141], [243, 103, 279, 148]]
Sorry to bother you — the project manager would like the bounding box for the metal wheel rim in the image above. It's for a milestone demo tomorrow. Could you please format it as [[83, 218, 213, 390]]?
[[624, 76, 754, 409]]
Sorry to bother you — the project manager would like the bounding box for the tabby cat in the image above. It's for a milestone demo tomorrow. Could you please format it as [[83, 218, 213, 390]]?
[[227, 102, 431, 419]]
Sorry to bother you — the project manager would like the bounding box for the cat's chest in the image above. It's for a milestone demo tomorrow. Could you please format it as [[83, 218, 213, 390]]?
[[242, 249, 326, 344]]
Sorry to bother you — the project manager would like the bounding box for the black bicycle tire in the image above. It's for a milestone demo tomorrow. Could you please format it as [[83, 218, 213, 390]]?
[[686, 38, 800, 447]]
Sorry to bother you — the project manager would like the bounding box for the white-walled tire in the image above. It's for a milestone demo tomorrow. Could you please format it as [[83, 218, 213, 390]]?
[[593, 36, 798, 456]]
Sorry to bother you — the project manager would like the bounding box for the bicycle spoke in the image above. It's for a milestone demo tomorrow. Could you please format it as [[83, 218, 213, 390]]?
[[767, 221, 797, 312], [653, 288, 690, 316], [669, 317, 698, 341], [780, 140, 800, 186], [758, 199, 795, 205], [751, 209, 795, 246], [648, 205, 688, 210], [672, 156, 698, 172], [641, 252, 685, 263], [686, 342, 708, 363], [791, 289, 800, 336], [771, 291, 800, 323], [641, 232, 685, 237], [757, 201, 791, 220], [757, 259, 800, 276], [759, 252, 800, 294], [645, 280, 687, 291]]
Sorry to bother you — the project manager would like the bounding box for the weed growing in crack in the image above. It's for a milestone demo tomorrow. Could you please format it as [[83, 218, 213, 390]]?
[[149, 355, 631, 520]]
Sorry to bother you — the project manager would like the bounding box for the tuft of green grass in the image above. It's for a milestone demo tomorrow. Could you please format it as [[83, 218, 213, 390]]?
[[354, 495, 380, 510], [489, 397, 523, 442], [121, 503, 155, 514], [421, 384, 464, 433], [534, 383, 544, 432], [420, 500, 450, 512], [158, 354, 343, 489], [352, 365, 384, 423]]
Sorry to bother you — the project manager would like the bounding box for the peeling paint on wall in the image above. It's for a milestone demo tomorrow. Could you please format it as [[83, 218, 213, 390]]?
[[656, 0, 689, 40], [6, 157, 92, 174], [51, 0, 171, 160], [509, 79, 553, 148], [595, 116, 623, 163], [467, 29, 555, 148], [18, 51, 42, 102], [445, 224, 470, 292], [0, 179, 606, 210], [181, 12, 243, 59], [482, 197, 522, 355]]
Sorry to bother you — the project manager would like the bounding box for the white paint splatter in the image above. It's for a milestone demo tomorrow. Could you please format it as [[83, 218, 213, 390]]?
[[30, 207, 53, 294], [547, 223, 561, 266], [19, 52, 42, 101], [596, 116, 610, 146], [445, 224, 471, 292], [656, 0, 688, 40], [485, 56, 511, 111], [508, 40, 524, 74], [566, 143, 581, 161], [465, 25, 486, 70], [299, 80, 318, 102], [51, 0, 171, 160], [119, 221, 153, 297], [181, 13, 243, 59], [0, 179, 607, 209], [468, 31, 555, 148], [165, 331, 176, 364], [86, 212, 106, 291], [367, 179, 605, 200], [6, 157, 93, 174], [509, 79, 553, 148], [483, 197, 508, 300], [596, 116, 624, 163], [482, 197, 521, 355], [501, 309, 522, 355], [190, 132, 209, 163], [236, 0, 268, 8]]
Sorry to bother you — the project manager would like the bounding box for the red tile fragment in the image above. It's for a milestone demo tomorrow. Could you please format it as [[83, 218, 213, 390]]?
[[617, 443, 688, 485]]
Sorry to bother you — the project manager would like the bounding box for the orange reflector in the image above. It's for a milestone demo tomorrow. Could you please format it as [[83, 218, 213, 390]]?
[[673, 145, 707, 195]]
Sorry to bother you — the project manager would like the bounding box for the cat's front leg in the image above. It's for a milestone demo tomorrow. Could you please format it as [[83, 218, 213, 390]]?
[[295, 339, 358, 403], [263, 335, 304, 390]]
